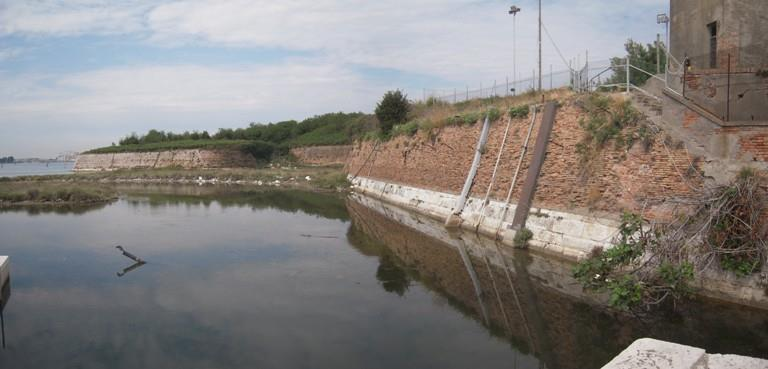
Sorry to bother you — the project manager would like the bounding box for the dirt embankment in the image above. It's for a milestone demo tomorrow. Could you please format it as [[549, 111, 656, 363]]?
[[347, 99, 702, 219], [74, 149, 258, 171], [290, 145, 352, 166]]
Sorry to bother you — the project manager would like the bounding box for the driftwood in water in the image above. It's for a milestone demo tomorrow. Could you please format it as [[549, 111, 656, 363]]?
[[116, 245, 145, 264]]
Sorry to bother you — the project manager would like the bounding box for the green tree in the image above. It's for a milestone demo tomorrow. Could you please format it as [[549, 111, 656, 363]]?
[[609, 39, 666, 87], [375, 90, 410, 134]]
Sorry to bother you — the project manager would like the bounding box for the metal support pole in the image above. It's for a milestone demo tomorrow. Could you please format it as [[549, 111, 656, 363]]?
[[656, 33, 661, 75], [513, 13, 517, 97], [585, 50, 589, 92], [626, 56, 631, 93]]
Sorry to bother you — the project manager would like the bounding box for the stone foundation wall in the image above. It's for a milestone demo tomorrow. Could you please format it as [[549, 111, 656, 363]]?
[[74, 149, 259, 171], [289, 145, 352, 166]]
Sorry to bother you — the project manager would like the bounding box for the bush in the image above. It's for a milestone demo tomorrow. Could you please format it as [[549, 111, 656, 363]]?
[[240, 141, 277, 161], [375, 90, 410, 134], [487, 107, 502, 122], [513, 227, 533, 248], [509, 105, 530, 119], [391, 121, 420, 137]]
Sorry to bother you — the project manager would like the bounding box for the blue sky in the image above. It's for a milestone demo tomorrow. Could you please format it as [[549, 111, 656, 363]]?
[[0, 0, 669, 158]]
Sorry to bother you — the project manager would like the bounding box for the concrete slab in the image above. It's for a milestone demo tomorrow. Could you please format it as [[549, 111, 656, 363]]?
[[704, 354, 768, 369], [602, 338, 706, 369], [603, 338, 768, 369]]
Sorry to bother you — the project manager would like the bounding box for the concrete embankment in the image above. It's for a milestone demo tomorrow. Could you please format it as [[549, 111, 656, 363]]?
[[74, 149, 258, 171]]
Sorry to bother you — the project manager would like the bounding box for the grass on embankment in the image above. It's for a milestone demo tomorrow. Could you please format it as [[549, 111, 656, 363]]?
[[85, 140, 253, 154], [377, 88, 572, 141], [0, 182, 117, 206]]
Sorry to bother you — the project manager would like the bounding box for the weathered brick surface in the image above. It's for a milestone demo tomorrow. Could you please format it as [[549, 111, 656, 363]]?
[[74, 149, 258, 171], [739, 132, 768, 161], [290, 145, 352, 166], [348, 101, 702, 218]]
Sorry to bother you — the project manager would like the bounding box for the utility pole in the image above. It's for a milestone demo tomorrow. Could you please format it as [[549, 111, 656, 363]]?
[[509, 6, 521, 96], [538, 0, 542, 92]]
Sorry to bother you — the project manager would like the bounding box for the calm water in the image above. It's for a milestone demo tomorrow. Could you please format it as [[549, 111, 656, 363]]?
[[0, 187, 766, 369], [0, 162, 74, 177]]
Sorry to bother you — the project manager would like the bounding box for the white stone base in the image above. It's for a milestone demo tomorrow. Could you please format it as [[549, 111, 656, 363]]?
[[350, 176, 619, 260], [603, 338, 768, 369]]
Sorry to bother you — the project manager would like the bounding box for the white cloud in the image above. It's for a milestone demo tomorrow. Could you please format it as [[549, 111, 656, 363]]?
[[0, 47, 23, 61], [144, 0, 670, 82], [0, 0, 670, 82], [0, 0, 155, 36], [0, 59, 380, 116]]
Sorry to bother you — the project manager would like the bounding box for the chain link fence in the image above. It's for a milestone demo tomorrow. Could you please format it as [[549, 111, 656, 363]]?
[[422, 59, 615, 104]]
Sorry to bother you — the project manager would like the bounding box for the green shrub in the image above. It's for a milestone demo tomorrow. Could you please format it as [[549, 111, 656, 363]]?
[[487, 107, 502, 122], [375, 90, 410, 134], [240, 141, 276, 160], [508, 105, 530, 119], [391, 121, 420, 137], [513, 227, 533, 248]]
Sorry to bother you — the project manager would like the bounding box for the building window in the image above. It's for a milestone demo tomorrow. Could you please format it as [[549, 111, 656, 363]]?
[[708, 21, 717, 68]]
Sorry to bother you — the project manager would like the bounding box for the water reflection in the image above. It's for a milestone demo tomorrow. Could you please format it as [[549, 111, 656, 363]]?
[[1, 187, 765, 368], [0, 202, 110, 216], [346, 193, 768, 369], [1, 189, 521, 369]]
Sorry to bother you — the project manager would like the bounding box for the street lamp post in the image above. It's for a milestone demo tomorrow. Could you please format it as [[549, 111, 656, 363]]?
[[657, 13, 670, 86], [508, 5, 521, 96]]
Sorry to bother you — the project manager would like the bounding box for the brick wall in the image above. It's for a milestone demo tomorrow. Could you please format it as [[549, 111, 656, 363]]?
[[74, 149, 259, 171], [289, 145, 352, 166], [348, 100, 702, 219]]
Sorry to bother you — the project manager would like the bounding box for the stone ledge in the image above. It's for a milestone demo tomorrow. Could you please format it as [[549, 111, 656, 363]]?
[[602, 338, 768, 369]]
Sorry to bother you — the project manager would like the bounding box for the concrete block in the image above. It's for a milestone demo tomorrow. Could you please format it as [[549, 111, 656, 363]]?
[[602, 338, 706, 369], [551, 216, 587, 236], [704, 354, 768, 369]]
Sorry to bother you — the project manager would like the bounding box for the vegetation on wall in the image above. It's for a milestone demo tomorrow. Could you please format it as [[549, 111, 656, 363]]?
[[574, 169, 767, 311], [575, 93, 654, 177]]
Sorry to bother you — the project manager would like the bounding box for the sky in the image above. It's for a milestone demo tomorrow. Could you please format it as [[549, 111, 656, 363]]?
[[0, 0, 669, 158]]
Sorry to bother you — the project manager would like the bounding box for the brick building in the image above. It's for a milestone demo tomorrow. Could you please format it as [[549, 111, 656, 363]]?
[[667, 0, 768, 123]]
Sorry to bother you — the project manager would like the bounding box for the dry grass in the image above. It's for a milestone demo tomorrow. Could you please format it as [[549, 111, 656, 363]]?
[[402, 88, 573, 135]]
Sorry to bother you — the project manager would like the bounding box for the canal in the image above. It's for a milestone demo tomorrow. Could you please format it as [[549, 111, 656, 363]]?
[[0, 186, 765, 368]]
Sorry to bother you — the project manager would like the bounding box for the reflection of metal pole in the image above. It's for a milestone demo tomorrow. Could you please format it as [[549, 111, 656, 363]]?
[[1, 310, 5, 349], [457, 238, 489, 325], [117, 261, 146, 277]]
